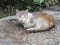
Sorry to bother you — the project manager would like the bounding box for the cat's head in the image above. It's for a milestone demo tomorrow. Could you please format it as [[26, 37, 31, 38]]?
[[16, 9, 31, 23]]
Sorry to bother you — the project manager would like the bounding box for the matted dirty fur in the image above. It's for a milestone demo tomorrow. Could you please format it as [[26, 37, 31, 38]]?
[[16, 9, 55, 33]]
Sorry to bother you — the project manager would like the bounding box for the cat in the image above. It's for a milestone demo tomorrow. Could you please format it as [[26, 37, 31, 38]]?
[[16, 9, 55, 32]]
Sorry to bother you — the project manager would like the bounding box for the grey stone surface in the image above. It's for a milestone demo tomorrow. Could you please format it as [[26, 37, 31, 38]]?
[[0, 10, 60, 45]]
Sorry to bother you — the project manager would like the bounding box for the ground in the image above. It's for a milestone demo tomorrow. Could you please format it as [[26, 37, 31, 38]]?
[[0, 10, 60, 45]]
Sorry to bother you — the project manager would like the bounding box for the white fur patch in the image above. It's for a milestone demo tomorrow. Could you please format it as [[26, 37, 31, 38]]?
[[35, 18, 49, 30], [27, 13, 33, 22]]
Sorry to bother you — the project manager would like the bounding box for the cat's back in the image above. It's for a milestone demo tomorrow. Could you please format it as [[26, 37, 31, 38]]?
[[33, 12, 54, 19], [33, 13, 55, 28]]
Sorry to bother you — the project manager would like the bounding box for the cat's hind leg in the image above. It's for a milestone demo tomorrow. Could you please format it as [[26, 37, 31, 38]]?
[[26, 27, 38, 31]]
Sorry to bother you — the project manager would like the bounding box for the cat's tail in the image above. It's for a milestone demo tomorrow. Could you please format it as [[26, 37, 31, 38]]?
[[24, 25, 55, 34]]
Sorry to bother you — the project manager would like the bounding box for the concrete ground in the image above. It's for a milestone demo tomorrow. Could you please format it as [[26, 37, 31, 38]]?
[[0, 10, 60, 45]]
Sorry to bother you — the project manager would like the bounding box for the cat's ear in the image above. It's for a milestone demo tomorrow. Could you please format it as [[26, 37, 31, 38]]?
[[16, 9, 20, 13], [25, 9, 28, 12]]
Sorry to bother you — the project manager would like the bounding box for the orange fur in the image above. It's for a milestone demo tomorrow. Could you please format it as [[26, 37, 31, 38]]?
[[36, 13, 55, 28]]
